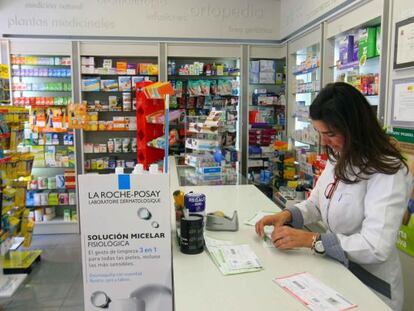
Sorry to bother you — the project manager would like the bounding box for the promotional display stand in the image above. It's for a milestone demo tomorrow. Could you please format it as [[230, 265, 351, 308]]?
[[78, 172, 172, 311]]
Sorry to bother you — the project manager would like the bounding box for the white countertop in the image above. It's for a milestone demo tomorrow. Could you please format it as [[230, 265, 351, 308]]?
[[170, 158, 390, 310]]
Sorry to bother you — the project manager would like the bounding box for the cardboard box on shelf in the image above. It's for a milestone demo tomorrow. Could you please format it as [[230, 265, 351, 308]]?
[[101, 79, 118, 92], [118, 76, 131, 91], [358, 27, 377, 61], [81, 57, 94, 66], [259, 72, 276, 84], [81, 78, 100, 92], [259, 60, 276, 72], [125, 116, 136, 131], [116, 61, 127, 74], [64, 169, 76, 189]]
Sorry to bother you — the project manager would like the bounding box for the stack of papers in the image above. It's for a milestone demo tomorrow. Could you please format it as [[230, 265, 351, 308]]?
[[274, 272, 357, 311], [244, 211, 276, 226], [204, 236, 263, 275]]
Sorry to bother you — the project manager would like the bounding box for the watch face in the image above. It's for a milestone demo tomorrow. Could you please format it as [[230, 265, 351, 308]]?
[[315, 240, 325, 253]]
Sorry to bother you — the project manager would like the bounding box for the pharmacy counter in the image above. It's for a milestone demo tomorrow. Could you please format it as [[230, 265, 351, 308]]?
[[170, 161, 390, 310]]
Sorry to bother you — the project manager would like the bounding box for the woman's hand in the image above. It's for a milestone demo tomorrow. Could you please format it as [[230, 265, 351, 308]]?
[[255, 210, 292, 238], [271, 226, 315, 250]]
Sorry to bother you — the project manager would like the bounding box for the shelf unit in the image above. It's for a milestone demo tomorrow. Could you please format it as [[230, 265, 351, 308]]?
[[330, 23, 382, 115], [10, 54, 78, 235], [247, 58, 286, 187], [167, 57, 240, 162], [290, 44, 321, 185], [183, 110, 239, 183], [80, 55, 158, 174], [0, 102, 40, 294]]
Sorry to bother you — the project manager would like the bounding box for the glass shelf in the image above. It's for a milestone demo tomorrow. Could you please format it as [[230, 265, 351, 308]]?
[[176, 164, 247, 186]]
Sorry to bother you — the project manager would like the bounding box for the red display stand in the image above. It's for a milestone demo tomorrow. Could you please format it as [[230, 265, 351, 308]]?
[[136, 81, 165, 169]]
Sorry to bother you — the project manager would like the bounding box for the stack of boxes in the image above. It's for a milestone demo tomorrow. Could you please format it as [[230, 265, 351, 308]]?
[[249, 128, 278, 147], [250, 60, 281, 84], [337, 25, 381, 68], [81, 57, 158, 76]]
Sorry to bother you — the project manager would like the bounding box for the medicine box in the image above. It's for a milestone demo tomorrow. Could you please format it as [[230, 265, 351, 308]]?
[[101, 79, 118, 92], [81, 78, 100, 92], [358, 27, 377, 60], [118, 76, 131, 91], [259, 60, 276, 72]]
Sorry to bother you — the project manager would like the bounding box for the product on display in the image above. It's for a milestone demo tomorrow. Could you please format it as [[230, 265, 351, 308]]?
[[288, 45, 321, 187], [248, 58, 286, 188], [81, 56, 158, 174], [333, 24, 382, 107], [10, 54, 79, 234], [168, 57, 240, 156], [0, 98, 40, 281]]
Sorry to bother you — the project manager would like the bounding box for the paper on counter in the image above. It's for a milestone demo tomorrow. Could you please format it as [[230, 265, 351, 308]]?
[[274, 272, 357, 311], [204, 235, 263, 275], [220, 244, 262, 270], [204, 235, 233, 248], [244, 211, 276, 226]]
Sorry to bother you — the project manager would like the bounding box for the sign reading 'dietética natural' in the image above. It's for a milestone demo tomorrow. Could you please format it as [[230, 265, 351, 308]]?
[[78, 174, 172, 311]]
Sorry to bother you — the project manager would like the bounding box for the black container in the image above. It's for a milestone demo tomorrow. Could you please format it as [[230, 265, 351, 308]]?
[[179, 214, 204, 255]]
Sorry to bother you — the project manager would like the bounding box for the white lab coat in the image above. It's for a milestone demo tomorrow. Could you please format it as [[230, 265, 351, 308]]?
[[294, 160, 413, 310]]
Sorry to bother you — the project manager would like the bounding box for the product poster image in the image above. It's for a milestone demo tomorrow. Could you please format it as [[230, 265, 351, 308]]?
[[78, 174, 172, 311], [397, 153, 414, 257]]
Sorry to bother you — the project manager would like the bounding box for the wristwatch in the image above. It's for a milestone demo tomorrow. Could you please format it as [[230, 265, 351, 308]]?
[[312, 234, 325, 255]]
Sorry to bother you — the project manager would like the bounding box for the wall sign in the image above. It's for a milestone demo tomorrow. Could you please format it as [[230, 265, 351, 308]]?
[[394, 16, 414, 69], [391, 78, 414, 129], [78, 173, 172, 311], [0, 0, 279, 41]]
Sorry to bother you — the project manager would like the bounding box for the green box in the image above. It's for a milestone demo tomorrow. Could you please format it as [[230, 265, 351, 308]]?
[[48, 192, 59, 205], [63, 209, 71, 222], [397, 217, 414, 257], [358, 27, 377, 61], [397, 184, 414, 257], [376, 26, 381, 56]]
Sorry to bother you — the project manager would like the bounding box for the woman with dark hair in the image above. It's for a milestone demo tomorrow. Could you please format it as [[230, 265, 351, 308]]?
[[255, 82, 412, 310]]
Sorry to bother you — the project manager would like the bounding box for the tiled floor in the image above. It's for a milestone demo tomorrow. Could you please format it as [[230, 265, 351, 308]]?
[[0, 234, 83, 311]]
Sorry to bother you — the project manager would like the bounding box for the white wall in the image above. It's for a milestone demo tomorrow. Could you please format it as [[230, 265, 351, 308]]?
[[279, 0, 349, 38], [0, 0, 280, 41], [385, 2, 414, 309], [386, 0, 414, 125]]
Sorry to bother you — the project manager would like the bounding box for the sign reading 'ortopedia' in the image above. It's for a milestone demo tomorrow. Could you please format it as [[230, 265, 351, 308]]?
[[78, 174, 172, 311]]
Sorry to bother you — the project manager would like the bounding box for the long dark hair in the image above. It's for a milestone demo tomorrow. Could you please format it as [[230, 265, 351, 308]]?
[[310, 82, 406, 184]]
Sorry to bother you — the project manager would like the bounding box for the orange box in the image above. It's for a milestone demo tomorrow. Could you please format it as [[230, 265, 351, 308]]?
[[116, 61, 127, 74]]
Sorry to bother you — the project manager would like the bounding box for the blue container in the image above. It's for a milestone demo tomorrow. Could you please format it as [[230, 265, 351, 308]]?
[[184, 192, 206, 213]]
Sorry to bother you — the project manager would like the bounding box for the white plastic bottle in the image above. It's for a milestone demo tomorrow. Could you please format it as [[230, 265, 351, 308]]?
[[115, 166, 124, 175], [132, 163, 144, 175], [149, 164, 159, 174]]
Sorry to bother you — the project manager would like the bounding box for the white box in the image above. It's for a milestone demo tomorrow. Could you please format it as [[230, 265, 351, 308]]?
[[248, 159, 264, 167], [259, 60, 276, 72], [81, 57, 94, 66], [84, 143, 94, 153], [259, 72, 275, 84]]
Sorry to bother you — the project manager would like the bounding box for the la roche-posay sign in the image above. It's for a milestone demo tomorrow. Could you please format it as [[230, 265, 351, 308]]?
[[78, 173, 172, 311]]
